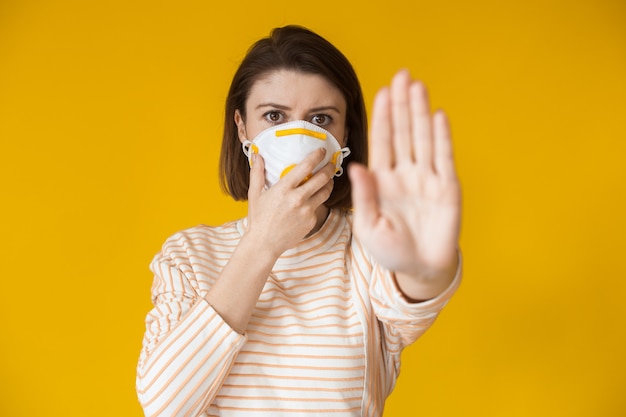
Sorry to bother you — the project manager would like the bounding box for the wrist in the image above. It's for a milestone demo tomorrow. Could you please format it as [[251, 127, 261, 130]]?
[[394, 250, 460, 301], [239, 227, 285, 263]]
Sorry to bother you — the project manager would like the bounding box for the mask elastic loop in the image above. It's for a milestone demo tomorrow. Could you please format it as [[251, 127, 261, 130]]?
[[242, 140, 253, 158], [333, 147, 351, 177]]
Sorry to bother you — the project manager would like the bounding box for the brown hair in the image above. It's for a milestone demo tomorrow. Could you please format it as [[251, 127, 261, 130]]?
[[218, 25, 368, 210]]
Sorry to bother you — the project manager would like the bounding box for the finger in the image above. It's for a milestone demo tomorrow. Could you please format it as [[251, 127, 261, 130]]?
[[297, 160, 336, 197], [433, 110, 456, 177], [348, 162, 379, 230], [280, 148, 327, 188], [391, 70, 413, 165], [247, 153, 266, 201], [370, 87, 393, 169], [410, 80, 434, 172], [308, 177, 334, 208]]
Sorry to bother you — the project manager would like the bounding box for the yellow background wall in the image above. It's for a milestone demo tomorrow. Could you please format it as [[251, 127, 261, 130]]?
[[1, 0, 624, 415]]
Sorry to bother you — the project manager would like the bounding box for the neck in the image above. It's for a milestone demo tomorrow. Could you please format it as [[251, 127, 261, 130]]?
[[306, 205, 330, 237]]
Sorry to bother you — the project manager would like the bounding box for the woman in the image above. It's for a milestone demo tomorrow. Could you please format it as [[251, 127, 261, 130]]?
[[137, 25, 461, 417]]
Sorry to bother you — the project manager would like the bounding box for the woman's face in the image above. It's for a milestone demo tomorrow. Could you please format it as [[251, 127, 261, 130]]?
[[235, 69, 348, 146]]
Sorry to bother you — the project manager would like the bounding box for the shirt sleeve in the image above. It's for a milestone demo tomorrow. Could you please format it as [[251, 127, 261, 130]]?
[[369, 252, 462, 352], [136, 250, 247, 417]]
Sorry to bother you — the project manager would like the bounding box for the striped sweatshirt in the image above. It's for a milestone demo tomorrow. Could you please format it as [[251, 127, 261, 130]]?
[[136, 209, 461, 417]]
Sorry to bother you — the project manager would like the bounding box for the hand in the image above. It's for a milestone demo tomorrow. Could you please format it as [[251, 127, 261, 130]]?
[[349, 70, 461, 287], [246, 148, 336, 257]]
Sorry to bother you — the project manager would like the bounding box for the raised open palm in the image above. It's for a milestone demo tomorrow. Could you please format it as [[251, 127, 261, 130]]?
[[348, 70, 461, 297]]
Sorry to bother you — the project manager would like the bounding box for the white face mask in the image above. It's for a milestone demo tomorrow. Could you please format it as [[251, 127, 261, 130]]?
[[242, 120, 351, 188]]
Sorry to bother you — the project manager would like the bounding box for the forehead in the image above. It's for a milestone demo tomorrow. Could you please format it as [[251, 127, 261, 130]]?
[[246, 70, 346, 111]]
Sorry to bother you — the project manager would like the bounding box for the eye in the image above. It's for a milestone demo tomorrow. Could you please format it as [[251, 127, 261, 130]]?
[[311, 114, 332, 127], [263, 111, 284, 124]]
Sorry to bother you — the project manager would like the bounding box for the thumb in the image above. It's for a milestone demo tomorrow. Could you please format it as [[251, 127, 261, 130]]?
[[348, 162, 380, 231], [247, 153, 266, 201]]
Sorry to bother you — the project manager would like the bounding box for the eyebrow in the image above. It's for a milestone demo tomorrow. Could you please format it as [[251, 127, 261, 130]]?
[[255, 103, 342, 113]]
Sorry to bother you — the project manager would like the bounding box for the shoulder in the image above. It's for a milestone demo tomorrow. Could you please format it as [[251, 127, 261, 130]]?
[[343, 209, 354, 224], [341, 210, 370, 262], [155, 219, 243, 266]]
